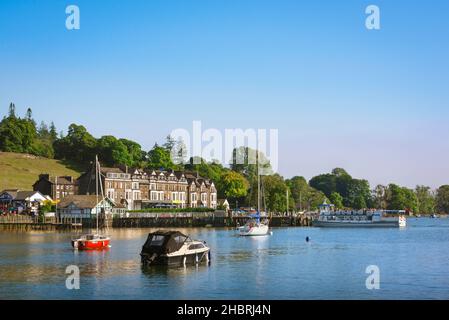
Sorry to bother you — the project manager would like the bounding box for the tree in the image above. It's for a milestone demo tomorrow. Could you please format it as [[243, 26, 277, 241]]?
[[286, 176, 309, 210], [260, 174, 290, 212], [387, 184, 418, 213], [147, 143, 175, 170], [220, 171, 249, 201], [230, 147, 272, 178], [53, 123, 97, 166], [49, 122, 58, 141], [309, 173, 337, 198], [97, 136, 132, 167], [346, 179, 371, 209], [329, 192, 344, 209], [0, 104, 37, 154], [162, 135, 176, 152], [436, 185, 449, 214], [415, 185, 435, 215], [8, 103, 16, 118], [372, 184, 388, 209], [119, 138, 145, 167]]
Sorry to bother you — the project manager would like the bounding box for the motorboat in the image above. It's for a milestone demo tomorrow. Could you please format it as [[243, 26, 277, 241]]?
[[140, 230, 210, 266]]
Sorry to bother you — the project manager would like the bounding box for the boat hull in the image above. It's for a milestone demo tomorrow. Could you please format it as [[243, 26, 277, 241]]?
[[72, 238, 110, 250], [239, 224, 270, 236], [312, 220, 400, 228], [141, 249, 210, 266]]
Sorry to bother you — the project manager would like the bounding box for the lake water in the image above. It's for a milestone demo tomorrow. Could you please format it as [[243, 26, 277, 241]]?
[[1, 218, 449, 300]]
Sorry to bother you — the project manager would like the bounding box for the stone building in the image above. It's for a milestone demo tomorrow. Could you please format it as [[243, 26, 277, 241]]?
[[76, 164, 217, 211], [33, 174, 78, 201]]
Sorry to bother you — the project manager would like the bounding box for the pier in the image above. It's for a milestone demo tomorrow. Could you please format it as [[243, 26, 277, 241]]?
[[0, 211, 314, 231], [112, 212, 314, 228], [0, 215, 82, 231]]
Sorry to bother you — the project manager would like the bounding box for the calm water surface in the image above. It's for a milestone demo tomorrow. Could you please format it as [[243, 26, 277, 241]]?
[[1, 218, 449, 299]]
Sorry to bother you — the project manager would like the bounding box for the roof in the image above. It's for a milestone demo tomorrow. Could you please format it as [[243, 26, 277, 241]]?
[[58, 195, 113, 209], [0, 190, 44, 201], [15, 191, 43, 201], [0, 189, 20, 198], [100, 167, 124, 174]]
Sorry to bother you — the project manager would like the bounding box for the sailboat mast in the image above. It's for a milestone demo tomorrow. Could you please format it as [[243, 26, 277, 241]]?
[[95, 155, 99, 235], [257, 152, 260, 213]]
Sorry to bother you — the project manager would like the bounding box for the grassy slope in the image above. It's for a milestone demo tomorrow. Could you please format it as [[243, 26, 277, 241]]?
[[0, 152, 82, 191]]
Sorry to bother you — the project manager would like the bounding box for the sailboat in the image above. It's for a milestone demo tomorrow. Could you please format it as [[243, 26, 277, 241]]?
[[71, 156, 111, 250], [238, 156, 271, 236]]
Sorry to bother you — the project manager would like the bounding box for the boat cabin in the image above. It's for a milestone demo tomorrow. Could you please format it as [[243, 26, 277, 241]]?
[[141, 230, 189, 255]]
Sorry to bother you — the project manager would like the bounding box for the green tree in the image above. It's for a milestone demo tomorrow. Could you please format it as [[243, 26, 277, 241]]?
[[436, 185, 449, 214], [0, 104, 37, 154], [286, 176, 309, 210], [329, 192, 344, 209], [220, 171, 249, 200], [372, 184, 388, 209], [415, 185, 435, 215], [309, 173, 337, 198], [346, 179, 371, 209], [53, 123, 97, 166], [119, 138, 144, 167], [230, 147, 272, 178], [49, 122, 58, 141], [387, 184, 418, 213], [147, 143, 175, 170], [97, 136, 132, 167]]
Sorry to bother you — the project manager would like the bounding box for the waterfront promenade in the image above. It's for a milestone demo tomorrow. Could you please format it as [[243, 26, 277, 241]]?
[[0, 211, 314, 231]]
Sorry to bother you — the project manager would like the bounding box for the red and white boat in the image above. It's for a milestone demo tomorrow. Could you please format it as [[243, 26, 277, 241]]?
[[72, 234, 110, 250], [71, 156, 111, 250]]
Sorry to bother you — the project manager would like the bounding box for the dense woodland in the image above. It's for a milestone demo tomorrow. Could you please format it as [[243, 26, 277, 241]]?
[[1, 103, 448, 214]]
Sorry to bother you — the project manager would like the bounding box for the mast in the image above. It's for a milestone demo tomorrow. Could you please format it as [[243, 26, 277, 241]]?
[[257, 152, 260, 213], [95, 155, 99, 235]]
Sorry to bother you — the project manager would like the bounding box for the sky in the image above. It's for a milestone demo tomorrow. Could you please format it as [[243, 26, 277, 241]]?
[[0, 0, 448, 189]]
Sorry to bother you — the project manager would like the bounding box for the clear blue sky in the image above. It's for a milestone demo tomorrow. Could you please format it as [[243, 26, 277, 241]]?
[[1, 0, 448, 188]]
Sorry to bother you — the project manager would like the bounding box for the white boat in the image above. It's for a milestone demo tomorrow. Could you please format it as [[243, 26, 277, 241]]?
[[238, 218, 270, 236], [238, 157, 271, 236], [312, 201, 407, 228], [140, 230, 210, 266]]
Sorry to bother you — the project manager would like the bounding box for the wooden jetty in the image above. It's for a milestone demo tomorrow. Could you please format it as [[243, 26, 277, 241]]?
[[0, 215, 82, 231]]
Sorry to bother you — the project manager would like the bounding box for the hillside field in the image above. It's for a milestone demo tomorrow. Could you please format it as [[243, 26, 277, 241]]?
[[0, 152, 82, 191]]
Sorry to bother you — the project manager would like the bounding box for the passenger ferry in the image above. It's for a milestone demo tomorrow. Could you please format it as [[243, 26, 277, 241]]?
[[313, 201, 407, 228]]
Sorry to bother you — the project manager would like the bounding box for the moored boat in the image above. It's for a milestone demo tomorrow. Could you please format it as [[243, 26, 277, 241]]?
[[71, 155, 110, 250], [140, 230, 210, 266], [312, 201, 407, 228], [72, 234, 110, 250], [238, 213, 270, 236]]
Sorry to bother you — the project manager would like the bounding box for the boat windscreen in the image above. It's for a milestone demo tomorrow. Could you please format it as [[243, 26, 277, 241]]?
[[149, 235, 165, 246]]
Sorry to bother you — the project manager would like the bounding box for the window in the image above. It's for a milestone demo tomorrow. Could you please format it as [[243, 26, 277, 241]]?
[[151, 191, 158, 201]]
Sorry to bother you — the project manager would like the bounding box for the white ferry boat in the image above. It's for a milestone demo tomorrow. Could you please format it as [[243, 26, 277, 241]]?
[[312, 201, 407, 228]]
